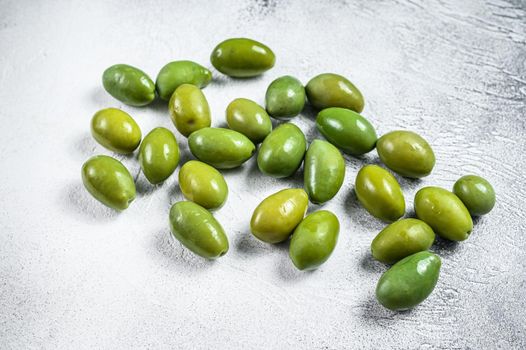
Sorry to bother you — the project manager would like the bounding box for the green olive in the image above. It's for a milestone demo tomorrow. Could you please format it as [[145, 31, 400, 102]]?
[[250, 189, 308, 244], [210, 38, 275, 78], [316, 107, 377, 156], [376, 131, 435, 178], [81, 155, 136, 210], [139, 127, 179, 184], [376, 251, 441, 311], [289, 210, 339, 270], [355, 165, 405, 222], [155, 60, 212, 100], [257, 123, 306, 178], [414, 187, 473, 241], [169, 84, 211, 137], [453, 175, 496, 216], [169, 201, 228, 259], [304, 139, 345, 204], [102, 64, 155, 106], [371, 219, 435, 264], [305, 73, 364, 112], [90, 108, 142, 154], [265, 75, 305, 119], [226, 98, 272, 144], [188, 127, 255, 169], [179, 160, 228, 210]]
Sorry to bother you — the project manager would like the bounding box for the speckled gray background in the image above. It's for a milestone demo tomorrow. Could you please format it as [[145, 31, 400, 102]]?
[[0, 0, 525, 349]]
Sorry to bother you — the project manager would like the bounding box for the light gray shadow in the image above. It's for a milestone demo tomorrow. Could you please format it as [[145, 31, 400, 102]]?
[[60, 181, 120, 223]]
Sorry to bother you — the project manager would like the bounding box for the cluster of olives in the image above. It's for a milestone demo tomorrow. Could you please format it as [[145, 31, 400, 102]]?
[[81, 38, 496, 311]]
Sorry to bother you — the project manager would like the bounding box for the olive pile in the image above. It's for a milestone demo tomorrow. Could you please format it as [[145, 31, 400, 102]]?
[[81, 38, 496, 311]]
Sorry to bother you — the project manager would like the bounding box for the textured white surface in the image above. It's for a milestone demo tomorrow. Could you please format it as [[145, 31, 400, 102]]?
[[1, 0, 525, 349]]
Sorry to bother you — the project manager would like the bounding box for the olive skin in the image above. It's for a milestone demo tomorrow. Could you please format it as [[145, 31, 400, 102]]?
[[155, 60, 212, 100], [376, 251, 441, 311], [169, 84, 211, 137], [355, 165, 405, 222], [453, 175, 496, 216], [371, 219, 435, 264], [169, 201, 228, 259], [90, 108, 142, 154], [289, 211, 340, 271], [305, 73, 364, 112], [304, 140, 345, 204], [81, 155, 136, 210], [139, 127, 179, 184], [257, 123, 307, 178], [102, 64, 155, 107], [210, 38, 275, 78], [265, 75, 305, 119], [316, 107, 377, 156], [226, 98, 272, 144], [250, 189, 309, 244], [414, 187, 473, 241], [178, 160, 228, 210], [188, 128, 255, 169], [377, 131, 435, 178]]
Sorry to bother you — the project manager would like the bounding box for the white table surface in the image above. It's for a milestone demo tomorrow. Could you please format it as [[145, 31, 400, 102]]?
[[1, 0, 525, 348]]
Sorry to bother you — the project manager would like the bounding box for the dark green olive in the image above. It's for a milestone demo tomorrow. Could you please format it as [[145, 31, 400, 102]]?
[[169, 201, 228, 259], [376, 251, 441, 311], [188, 128, 255, 169], [257, 123, 306, 178], [316, 107, 377, 156], [306, 73, 364, 112], [289, 210, 339, 270], [210, 38, 275, 78], [139, 127, 179, 184], [81, 155, 136, 210], [102, 64, 155, 106], [155, 60, 212, 100], [265, 75, 305, 119], [453, 175, 496, 216], [304, 139, 345, 204]]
